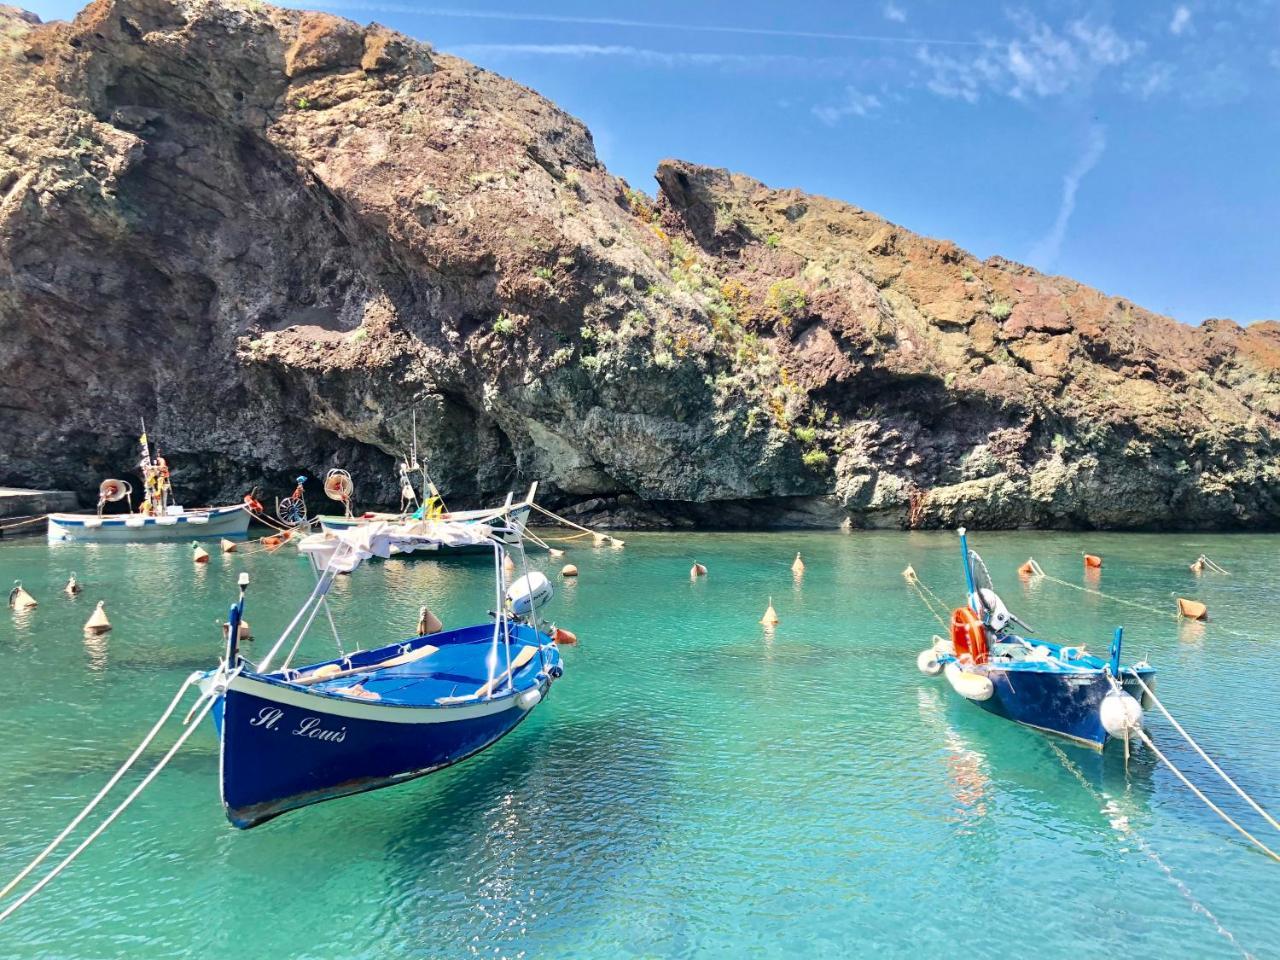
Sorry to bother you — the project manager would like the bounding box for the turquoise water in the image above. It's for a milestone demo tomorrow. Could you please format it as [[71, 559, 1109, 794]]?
[[1, 529, 1278, 958]]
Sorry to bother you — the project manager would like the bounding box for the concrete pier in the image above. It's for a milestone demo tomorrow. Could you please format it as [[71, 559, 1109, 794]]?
[[0, 488, 78, 532]]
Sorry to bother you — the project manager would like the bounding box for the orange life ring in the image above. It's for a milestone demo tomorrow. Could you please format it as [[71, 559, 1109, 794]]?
[[243, 494, 264, 513], [950, 607, 989, 665]]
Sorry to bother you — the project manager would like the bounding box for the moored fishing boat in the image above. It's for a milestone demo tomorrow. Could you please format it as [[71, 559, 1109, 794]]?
[[47, 427, 250, 543], [202, 515, 563, 827], [917, 528, 1155, 750]]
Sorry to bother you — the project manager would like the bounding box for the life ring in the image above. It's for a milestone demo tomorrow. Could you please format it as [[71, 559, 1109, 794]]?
[[950, 607, 989, 665], [243, 494, 264, 513]]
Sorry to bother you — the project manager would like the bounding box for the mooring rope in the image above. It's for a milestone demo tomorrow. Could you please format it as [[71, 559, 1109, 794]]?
[[1046, 739, 1255, 959], [1029, 563, 1255, 640], [0, 675, 220, 923], [528, 502, 617, 543], [1125, 671, 1280, 835], [0, 514, 48, 534], [905, 573, 948, 628]]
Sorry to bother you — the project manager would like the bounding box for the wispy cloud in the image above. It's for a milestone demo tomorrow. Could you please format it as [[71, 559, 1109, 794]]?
[[883, 3, 907, 23], [1170, 5, 1193, 36], [1124, 61, 1176, 99], [915, 13, 1138, 103], [812, 87, 883, 125], [1028, 126, 1107, 269], [298, 2, 985, 46], [448, 43, 850, 75]]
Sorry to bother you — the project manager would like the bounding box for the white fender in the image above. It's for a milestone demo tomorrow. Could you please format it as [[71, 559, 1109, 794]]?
[[944, 661, 994, 701], [516, 688, 543, 711], [916, 649, 943, 676], [1100, 691, 1144, 739]]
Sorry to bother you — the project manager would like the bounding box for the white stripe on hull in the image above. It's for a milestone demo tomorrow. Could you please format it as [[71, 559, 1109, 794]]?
[[47, 505, 250, 542], [228, 673, 522, 724]]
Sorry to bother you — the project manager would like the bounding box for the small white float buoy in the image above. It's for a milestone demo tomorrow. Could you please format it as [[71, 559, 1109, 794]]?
[[943, 661, 993, 701], [791, 552, 805, 575], [760, 597, 779, 626], [902, 565, 917, 582], [84, 600, 112, 635], [503, 554, 516, 578], [220, 538, 237, 554], [64, 573, 81, 596], [690, 562, 707, 580], [549, 548, 565, 559], [417, 605, 443, 635], [561, 564, 578, 578], [192, 542, 210, 564], [593, 534, 607, 546], [610, 537, 625, 549], [1100, 691, 1144, 739], [220, 618, 252, 642], [916, 649, 942, 676], [9, 581, 37, 611]]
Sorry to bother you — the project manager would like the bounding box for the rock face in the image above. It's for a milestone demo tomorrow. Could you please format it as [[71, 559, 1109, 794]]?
[[0, 0, 1277, 529]]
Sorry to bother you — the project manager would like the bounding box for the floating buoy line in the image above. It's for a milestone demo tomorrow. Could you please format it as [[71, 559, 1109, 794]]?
[[904, 558, 1280, 869]]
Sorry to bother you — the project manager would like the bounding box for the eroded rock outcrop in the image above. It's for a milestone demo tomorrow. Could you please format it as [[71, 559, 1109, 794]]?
[[0, 0, 1277, 528]]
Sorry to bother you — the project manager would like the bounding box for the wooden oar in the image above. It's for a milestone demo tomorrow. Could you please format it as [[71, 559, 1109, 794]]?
[[474, 644, 538, 698], [293, 645, 438, 686]]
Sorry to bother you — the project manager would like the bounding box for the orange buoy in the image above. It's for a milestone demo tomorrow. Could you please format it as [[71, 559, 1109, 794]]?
[[901, 565, 917, 582], [791, 552, 805, 575], [551, 626, 578, 645], [1084, 554, 1103, 569], [1190, 557, 1205, 574], [690, 562, 707, 579], [417, 606, 443, 635], [1177, 598, 1208, 621], [84, 600, 112, 635], [561, 564, 578, 578], [220, 538, 238, 554], [263, 534, 283, 548], [760, 597, 779, 626], [8, 581, 37, 611], [1018, 559, 1037, 578], [193, 542, 210, 564]]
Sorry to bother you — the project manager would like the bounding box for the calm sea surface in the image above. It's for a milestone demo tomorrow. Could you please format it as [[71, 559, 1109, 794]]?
[[1, 529, 1278, 958]]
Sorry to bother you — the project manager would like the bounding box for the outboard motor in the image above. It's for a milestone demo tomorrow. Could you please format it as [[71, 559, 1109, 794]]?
[[976, 587, 1013, 632]]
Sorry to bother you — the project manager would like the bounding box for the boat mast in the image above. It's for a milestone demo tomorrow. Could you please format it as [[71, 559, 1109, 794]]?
[[958, 527, 978, 613]]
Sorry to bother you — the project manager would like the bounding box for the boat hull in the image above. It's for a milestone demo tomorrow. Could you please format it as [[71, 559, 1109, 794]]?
[[317, 504, 530, 553], [47, 504, 251, 543], [967, 665, 1154, 749], [212, 632, 556, 828]]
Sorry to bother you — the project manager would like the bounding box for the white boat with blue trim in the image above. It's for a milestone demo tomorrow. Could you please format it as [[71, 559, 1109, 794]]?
[[46, 427, 251, 543]]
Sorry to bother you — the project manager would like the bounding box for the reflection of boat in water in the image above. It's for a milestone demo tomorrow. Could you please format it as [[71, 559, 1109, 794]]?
[[47, 426, 249, 543], [201, 516, 564, 828], [917, 528, 1156, 751]]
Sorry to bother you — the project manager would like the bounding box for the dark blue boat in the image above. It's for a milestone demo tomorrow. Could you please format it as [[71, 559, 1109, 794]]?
[[201, 518, 564, 828], [917, 528, 1155, 750]]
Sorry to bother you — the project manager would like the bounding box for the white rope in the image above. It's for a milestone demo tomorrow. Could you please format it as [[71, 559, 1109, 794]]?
[[1136, 729, 1280, 863], [0, 689, 220, 923], [1126, 670, 1280, 835], [0, 672, 201, 903]]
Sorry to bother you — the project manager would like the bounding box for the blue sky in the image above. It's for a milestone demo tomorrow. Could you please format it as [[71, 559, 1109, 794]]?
[[24, 1, 1280, 324]]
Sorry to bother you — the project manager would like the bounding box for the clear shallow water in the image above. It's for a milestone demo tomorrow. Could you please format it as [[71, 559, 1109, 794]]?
[[1, 529, 1278, 959]]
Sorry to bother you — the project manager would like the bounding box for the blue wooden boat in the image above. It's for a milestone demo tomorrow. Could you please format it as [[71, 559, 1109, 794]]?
[[917, 528, 1155, 751], [200, 517, 564, 828]]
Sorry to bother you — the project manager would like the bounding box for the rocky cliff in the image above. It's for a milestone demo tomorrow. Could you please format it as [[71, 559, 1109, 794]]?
[[1, 0, 1277, 528]]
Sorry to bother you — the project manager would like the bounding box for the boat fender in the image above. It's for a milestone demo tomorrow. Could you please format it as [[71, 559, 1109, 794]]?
[[943, 661, 994, 701], [516, 688, 543, 710], [916, 649, 943, 676], [549, 664, 564, 679], [506, 572, 553, 617], [551, 626, 578, 645], [1100, 691, 1143, 739]]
